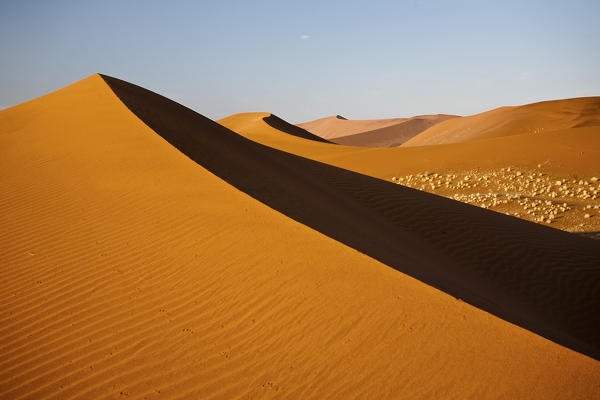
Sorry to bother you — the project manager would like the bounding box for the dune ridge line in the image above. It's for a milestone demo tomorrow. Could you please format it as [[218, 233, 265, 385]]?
[[101, 74, 600, 361]]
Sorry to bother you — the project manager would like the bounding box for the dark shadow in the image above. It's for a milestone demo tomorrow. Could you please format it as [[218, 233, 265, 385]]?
[[263, 114, 332, 143], [576, 231, 600, 240], [101, 74, 600, 360], [336, 115, 347, 120]]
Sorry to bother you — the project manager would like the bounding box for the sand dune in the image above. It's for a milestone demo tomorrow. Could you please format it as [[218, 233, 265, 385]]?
[[297, 114, 406, 139], [298, 114, 457, 146], [222, 111, 600, 179], [109, 69, 600, 359], [404, 97, 600, 146], [219, 112, 332, 144], [1, 74, 599, 399], [332, 115, 457, 147], [221, 112, 600, 234]]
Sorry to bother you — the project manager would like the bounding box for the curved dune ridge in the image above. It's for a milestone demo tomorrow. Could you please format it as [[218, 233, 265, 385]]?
[[404, 97, 600, 147], [332, 115, 457, 147], [297, 114, 457, 146], [220, 110, 600, 179], [102, 74, 600, 359], [0, 74, 598, 399], [297, 115, 407, 139], [220, 111, 600, 235], [219, 112, 332, 144]]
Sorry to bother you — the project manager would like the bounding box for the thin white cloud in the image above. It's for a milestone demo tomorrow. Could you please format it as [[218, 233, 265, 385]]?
[[300, 34, 310, 40], [519, 71, 530, 81]]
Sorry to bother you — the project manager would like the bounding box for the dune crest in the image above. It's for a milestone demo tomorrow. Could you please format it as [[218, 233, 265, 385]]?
[[219, 112, 332, 144], [404, 97, 600, 146], [297, 115, 408, 139], [297, 114, 458, 146], [223, 111, 600, 234], [333, 115, 457, 147], [103, 74, 600, 359]]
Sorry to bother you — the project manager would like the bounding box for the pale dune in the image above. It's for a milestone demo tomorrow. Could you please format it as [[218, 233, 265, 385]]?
[[297, 114, 406, 139], [403, 96, 600, 147], [1, 75, 599, 400], [332, 114, 457, 147], [297, 114, 457, 146]]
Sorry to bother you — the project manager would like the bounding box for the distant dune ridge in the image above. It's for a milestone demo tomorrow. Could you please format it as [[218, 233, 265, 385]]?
[[403, 96, 600, 146], [221, 112, 332, 144], [220, 110, 600, 180], [297, 114, 407, 139], [221, 107, 600, 237], [297, 114, 458, 147], [332, 114, 458, 147], [1, 74, 600, 399], [296, 97, 600, 149]]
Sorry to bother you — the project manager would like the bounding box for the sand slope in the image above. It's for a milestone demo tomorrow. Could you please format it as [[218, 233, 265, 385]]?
[[221, 113, 600, 238], [332, 115, 457, 147], [221, 111, 600, 179], [297, 114, 457, 146], [1, 75, 599, 399], [104, 74, 600, 357], [297, 115, 406, 139], [404, 97, 600, 146], [219, 112, 332, 144]]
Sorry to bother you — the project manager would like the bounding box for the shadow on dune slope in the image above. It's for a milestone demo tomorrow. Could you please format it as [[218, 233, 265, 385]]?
[[332, 116, 456, 147], [101, 74, 600, 360], [263, 114, 333, 143]]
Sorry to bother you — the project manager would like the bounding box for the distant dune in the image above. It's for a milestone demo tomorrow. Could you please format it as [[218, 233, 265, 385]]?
[[404, 97, 600, 146], [333, 115, 457, 147], [297, 115, 407, 139], [223, 111, 600, 179], [219, 112, 333, 144], [221, 112, 600, 235], [297, 114, 457, 146], [1, 75, 599, 399]]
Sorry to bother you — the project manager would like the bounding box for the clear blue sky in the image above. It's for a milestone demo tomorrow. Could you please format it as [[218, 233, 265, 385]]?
[[1, 0, 599, 123]]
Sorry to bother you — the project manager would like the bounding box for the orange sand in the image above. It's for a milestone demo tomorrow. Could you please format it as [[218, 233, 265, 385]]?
[[297, 114, 407, 139], [220, 112, 600, 233], [403, 97, 600, 146], [220, 111, 600, 177], [1, 75, 599, 399], [297, 114, 456, 146]]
